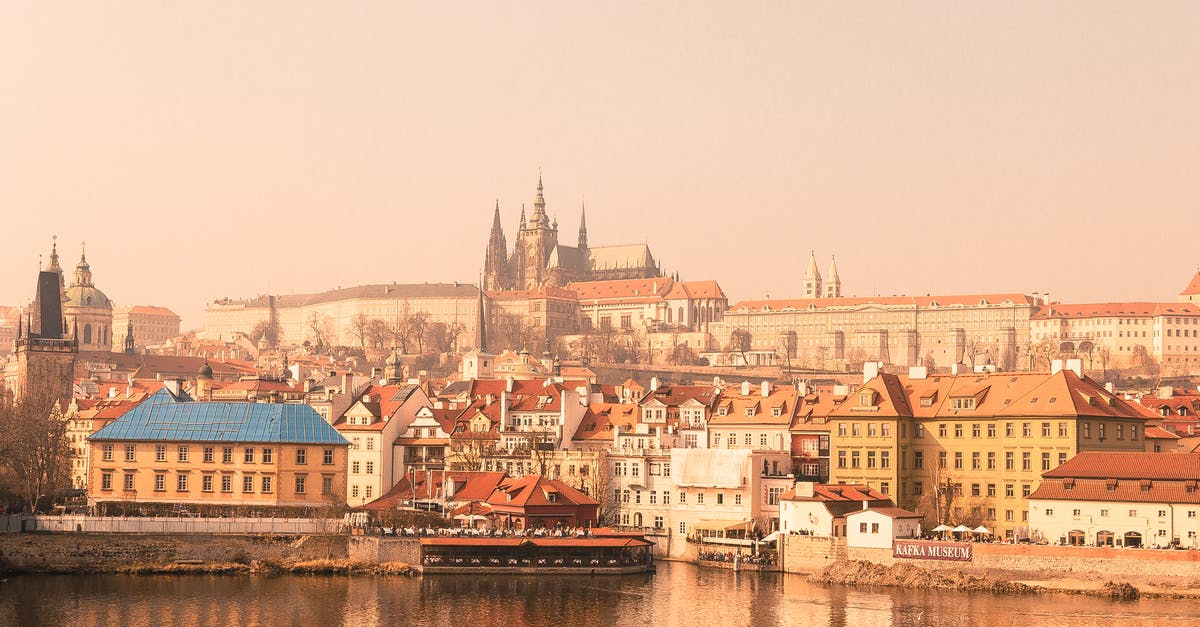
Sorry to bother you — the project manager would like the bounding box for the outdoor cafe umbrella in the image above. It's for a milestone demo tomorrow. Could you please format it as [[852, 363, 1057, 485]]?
[[931, 524, 953, 532], [951, 525, 972, 538], [972, 526, 991, 535]]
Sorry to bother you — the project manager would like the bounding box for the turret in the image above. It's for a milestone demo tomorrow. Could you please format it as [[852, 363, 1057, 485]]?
[[803, 251, 823, 299], [578, 201, 588, 250]]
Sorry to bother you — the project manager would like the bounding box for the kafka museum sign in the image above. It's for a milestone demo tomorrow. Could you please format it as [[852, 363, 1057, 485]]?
[[893, 540, 973, 562]]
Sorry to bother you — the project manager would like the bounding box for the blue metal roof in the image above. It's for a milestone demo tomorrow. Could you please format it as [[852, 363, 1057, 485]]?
[[89, 393, 349, 446]]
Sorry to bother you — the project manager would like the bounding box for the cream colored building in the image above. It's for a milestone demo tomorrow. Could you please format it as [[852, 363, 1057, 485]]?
[[205, 283, 482, 350], [1030, 302, 1200, 375], [113, 305, 182, 352], [711, 293, 1037, 371], [62, 245, 114, 353], [1028, 451, 1200, 548]]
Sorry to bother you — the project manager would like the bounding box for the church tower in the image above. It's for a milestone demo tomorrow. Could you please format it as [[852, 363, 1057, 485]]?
[[63, 242, 113, 352], [513, 173, 559, 289], [15, 239, 78, 405], [483, 200, 508, 291], [825, 255, 842, 298], [803, 251, 823, 299], [578, 201, 588, 250]]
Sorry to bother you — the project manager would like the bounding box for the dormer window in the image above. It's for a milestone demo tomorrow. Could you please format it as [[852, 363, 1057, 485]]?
[[745, 407, 756, 417], [547, 492, 558, 503], [717, 406, 729, 416], [771, 407, 782, 417], [950, 397, 975, 410], [859, 392, 875, 407]]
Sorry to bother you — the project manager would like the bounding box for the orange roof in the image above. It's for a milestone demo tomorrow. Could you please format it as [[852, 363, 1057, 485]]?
[[1043, 451, 1200, 481], [566, 278, 673, 302], [781, 483, 890, 502], [1181, 271, 1200, 297], [1145, 426, 1181, 440], [486, 475, 598, 508], [663, 280, 726, 301], [126, 305, 180, 318], [1031, 302, 1200, 320], [572, 403, 638, 441], [729, 293, 1034, 312]]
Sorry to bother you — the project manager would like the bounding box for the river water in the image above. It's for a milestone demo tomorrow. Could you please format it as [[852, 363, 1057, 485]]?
[[0, 562, 1192, 626]]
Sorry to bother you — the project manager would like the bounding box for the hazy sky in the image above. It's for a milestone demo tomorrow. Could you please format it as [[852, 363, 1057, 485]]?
[[3, 2, 1198, 329]]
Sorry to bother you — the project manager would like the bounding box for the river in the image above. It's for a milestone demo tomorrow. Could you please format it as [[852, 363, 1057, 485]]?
[[0, 562, 1191, 626]]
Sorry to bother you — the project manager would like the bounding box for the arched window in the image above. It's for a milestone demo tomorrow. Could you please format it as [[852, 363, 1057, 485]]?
[[667, 308, 673, 324], [678, 307, 684, 323], [83, 323, 92, 345]]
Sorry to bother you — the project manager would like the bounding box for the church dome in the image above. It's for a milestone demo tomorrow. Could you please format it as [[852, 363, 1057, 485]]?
[[65, 284, 112, 310], [198, 360, 213, 379], [385, 349, 401, 367]]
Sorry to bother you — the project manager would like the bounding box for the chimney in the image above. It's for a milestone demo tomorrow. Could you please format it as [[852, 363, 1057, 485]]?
[[342, 371, 354, 395], [908, 366, 928, 380], [741, 380, 751, 396], [303, 379, 313, 393], [1051, 359, 1064, 375], [650, 376, 659, 392], [108, 387, 118, 399], [863, 361, 881, 383], [485, 393, 496, 406], [505, 375, 515, 393], [796, 481, 815, 498], [1105, 382, 1116, 393], [1158, 386, 1173, 400], [797, 380, 809, 396], [862, 500, 869, 511], [761, 381, 770, 397], [1065, 359, 1083, 377]]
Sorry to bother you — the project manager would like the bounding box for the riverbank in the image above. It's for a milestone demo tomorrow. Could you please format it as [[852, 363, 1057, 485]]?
[[3, 557, 418, 577], [809, 559, 1200, 600]]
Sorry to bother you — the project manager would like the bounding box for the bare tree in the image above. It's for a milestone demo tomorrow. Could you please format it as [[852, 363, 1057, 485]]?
[[0, 384, 72, 512], [962, 337, 981, 369], [348, 313, 370, 349], [307, 312, 334, 351], [365, 318, 390, 350], [250, 319, 280, 348], [409, 311, 431, 353], [728, 328, 752, 365], [492, 311, 540, 352], [571, 452, 616, 525], [915, 462, 957, 527], [813, 345, 831, 371]]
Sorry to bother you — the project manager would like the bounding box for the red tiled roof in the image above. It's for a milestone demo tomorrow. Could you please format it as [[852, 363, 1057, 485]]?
[[1145, 426, 1182, 440], [566, 278, 673, 302], [1181, 272, 1200, 297], [781, 484, 890, 502], [126, 305, 180, 318], [1043, 451, 1200, 481], [729, 293, 1034, 312], [1031, 302, 1200, 320], [1029, 477, 1200, 504], [847, 507, 923, 519], [663, 280, 726, 301], [572, 403, 638, 441], [487, 475, 599, 508]]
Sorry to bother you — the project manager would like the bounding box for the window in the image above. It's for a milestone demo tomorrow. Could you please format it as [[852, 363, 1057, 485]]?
[[913, 481, 923, 495], [102, 444, 114, 461], [223, 447, 234, 463], [203, 447, 214, 463], [838, 424, 847, 437], [366, 438, 375, 451], [155, 445, 167, 462], [1041, 452, 1051, 471], [1042, 423, 1051, 437], [1022, 484, 1031, 497], [1158, 510, 1168, 518], [221, 475, 232, 492], [851, 451, 861, 468], [1005, 452, 1014, 471], [101, 472, 113, 490], [1058, 452, 1067, 467], [972, 452, 981, 470], [954, 424, 963, 438], [1058, 423, 1068, 437], [649, 491, 658, 505], [262, 448, 273, 463], [1072, 508, 1081, 516], [987, 484, 996, 497], [971, 484, 981, 497], [124, 445, 136, 462], [323, 448, 334, 465], [938, 424, 947, 438], [296, 449, 307, 465], [938, 451, 947, 468], [735, 494, 742, 505], [680, 522, 687, 534], [262, 476, 273, 493], [352, 461, 360, 474], [679, 491, 686, 504], [882, 424, 891, 437], [1005, 423, 1015, 437], [881, 451, 890, 469], [867, 451, 877, 468], [295, 476, 306, 494], [352, 485, 360, 498], [1022, 452, 1031, 471], [243, 476, 254, 493], [1006, 510, 1014, 522], [696, 492, 705, 504], [663, 492, 670, 505], [880, 482, 890, 495], [177, 475, 189, 491], [859, 523, 868, 533], [154, 474, 166, 491], [202, 475, 213, 492], [124, 473, 136, 491], [1083, 423, 1091, 438], [717, 493, 724, 505], [1045, 509, 1053, 517], [322, 477, 333, 495], [987, 451, 996, 470], [916, 424, 925, 439], [837, 451, 847, 468], [244, 448, 255, 463], [636, 491, 643, 504], [1022, 423, 1031, 437], [768, 487, 784, 505], [631, 464, 640, 477], [760, 434, 768, 447], [913, 450, 923, 469], [868, 423, 878, 437], [1006, 484, 1014, 498], [972, 424, 981, 438], [954, 452, 963, 470], [654, 516, 664, 529], [1129, 509, 1137, 517], [987, 424, 996, 438], [852, 424, 861, 437]]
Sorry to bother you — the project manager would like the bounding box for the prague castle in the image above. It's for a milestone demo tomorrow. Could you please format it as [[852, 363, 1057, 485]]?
[[483, 175, 662, 291]]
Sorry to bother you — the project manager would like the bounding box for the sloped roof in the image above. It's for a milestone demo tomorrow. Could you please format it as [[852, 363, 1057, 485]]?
[[572, 403, 638, 441], [1181, 272, 1200, 297], [1031, 302, 1200, 320], [90, 390, 347, 445], [215, 283, 480, 308], [781, 483, 890, 502], [586, 244, 656, 271], [729, 293, 1035, 312], [566, 277, 672, 302], [487, 475, 598, 508], [1042, 452, 1200, 481], [664, 280, 726, 301]]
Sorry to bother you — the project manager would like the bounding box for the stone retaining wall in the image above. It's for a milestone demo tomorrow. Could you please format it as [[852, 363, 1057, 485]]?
[[1, 515, 341, 535], [0, 533, 348, 573], [347, 537, 421, 565]]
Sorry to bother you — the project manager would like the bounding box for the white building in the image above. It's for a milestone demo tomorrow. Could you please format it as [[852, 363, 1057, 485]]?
[[1027, 451, 1200, 548], [845, 507, 923, 549], [778, 482, 892, 537]]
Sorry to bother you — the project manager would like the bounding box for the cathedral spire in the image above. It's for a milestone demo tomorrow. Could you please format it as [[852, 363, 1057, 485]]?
[[826, 254, 842, 298], [578, 201, 588, 249], [73, 241, 93, 287], [519, 204, 527, 230], [47, 235, 62, 273], [804, 250, 823, 299], [529, 171, 549, 228], [476, 274, 489, 351]]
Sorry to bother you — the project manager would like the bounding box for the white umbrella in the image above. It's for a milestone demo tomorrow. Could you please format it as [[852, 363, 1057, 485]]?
[[973, 526, 991, 535], [951, 525, 972, 533], [931, 524, 953, 532]]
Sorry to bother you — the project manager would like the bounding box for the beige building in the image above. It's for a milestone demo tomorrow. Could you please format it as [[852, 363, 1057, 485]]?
[[1030, 302, 1200, 375], [711, 293, 1037, 371], [62, 244, 114, 353], [205, 283, 482, 350], [87, 395, 349, 512], [113, 306, 182, 352], [828, 362, 1150, 540]]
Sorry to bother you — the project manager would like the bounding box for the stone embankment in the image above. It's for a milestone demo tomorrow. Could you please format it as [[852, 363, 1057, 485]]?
[[0, 532, 422, 576], [808, 560, 1171, 600]]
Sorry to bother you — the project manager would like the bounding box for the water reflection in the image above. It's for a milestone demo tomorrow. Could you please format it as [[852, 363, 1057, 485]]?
[[0, 563, 1192, 627]]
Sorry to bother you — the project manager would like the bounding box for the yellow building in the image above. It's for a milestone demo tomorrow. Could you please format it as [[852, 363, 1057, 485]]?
[[828, 363, 1150, 539], [87, 391, 349, 513]]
